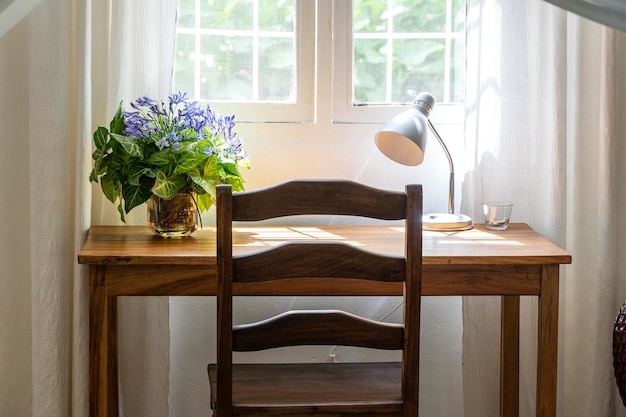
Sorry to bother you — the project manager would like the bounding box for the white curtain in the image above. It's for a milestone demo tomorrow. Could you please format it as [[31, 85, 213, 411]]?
[[92, 2, 178, 416], [0, 0, 177, 415], [462, 0, 626, 416]]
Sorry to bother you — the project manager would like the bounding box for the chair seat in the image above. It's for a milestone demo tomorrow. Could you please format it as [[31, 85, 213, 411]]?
[[208, 362, 403, 414]]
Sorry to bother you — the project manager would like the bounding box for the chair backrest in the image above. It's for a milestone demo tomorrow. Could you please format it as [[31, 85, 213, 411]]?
[[215, 179, 422, 414]]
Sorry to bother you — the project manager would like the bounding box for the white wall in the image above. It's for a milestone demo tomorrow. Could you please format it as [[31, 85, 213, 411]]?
[[168, 118, 467, 416]]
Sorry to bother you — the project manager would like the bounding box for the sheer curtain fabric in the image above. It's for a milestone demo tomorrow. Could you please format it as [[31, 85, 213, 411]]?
[[463, 0, 626, 416], [0, 0, 177, 415]]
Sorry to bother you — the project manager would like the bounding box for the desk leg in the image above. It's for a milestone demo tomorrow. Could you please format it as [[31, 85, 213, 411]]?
[[501, 296, 520, 417], [89, 266, 119, 417], [537, 265, 559, 417]]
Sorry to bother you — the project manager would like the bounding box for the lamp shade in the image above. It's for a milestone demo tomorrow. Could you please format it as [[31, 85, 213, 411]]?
[[374, 92, 436, 166], [543, 0, 626, 32]]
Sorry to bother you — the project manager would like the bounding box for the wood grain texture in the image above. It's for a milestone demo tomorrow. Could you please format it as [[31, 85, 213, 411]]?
[[231, 179, 409, 221], [501, 296, 520, 417], [78, 223, 571, 267], [232, 310, 404, 351], [79, 222, 571, 417], [233, 242, 406, 283], [97, 263, 542, 297], [537, 265, 560, 417], [208, 362, 403, 414], [88, 266, 118, 417]]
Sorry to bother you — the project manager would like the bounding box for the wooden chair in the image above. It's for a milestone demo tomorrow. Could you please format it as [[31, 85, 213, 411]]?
[[209, 179, 423, 417], [614, 301, 626, 407]]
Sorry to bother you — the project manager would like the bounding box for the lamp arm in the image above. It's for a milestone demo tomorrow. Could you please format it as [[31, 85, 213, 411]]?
[[427, 119, 455, 214]]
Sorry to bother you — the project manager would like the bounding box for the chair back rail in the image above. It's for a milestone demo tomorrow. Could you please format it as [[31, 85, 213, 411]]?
[[234, 242, 406, 283], [231, 179, 409, 221], [233, 309, 404, 351]]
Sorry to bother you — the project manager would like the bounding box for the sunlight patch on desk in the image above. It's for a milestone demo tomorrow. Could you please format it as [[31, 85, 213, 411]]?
[[423, 229, 525, 246], [233, 227, 364, 248]]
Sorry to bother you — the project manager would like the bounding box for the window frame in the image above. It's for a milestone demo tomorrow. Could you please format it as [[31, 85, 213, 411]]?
[[331, 0, 464, 125], [174, 0, 464, 128], [174, 0, 316, 123]]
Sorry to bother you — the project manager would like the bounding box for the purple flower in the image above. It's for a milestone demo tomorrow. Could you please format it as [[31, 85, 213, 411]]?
[[156, 137, 169, 149], [135, 96, 157, 107], [170, 92, 187, 105], [120, 92, 249, 166]]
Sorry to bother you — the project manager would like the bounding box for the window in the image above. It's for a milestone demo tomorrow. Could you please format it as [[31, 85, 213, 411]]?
[[174, 0, 315, 122], [173, 0, 465, 125]]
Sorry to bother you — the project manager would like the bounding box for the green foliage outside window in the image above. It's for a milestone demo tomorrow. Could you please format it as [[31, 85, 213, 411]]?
[[174, 0, 464, 105]]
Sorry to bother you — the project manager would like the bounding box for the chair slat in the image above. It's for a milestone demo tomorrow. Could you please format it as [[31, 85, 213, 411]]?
[[233, 310, 404, 351], [232, 179, 408, 221], [234, 242, 405, 283]]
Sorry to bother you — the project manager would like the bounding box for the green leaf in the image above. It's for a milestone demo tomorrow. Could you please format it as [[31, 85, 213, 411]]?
[[151, 171, 188, 199], [89, 165, 100, 183], [122, 178, 153, 213], [188, 167, 218, 197], [220, 161, 240, 176], [217, 162, 245, 191], [128, 165, 156, 186], [203, 154, 220, 177], [100, 174, 120, 204], [144, 150, 172, 167], [173, 152, 206, 175], [226, 175, 245, 192], [196, 192, 214, 213], [109, 102, 125, 135], [91, 127, 111, 182], [110, 133, 142, 158], [117, 203, 126, 223], [93, 126, 109, 150]]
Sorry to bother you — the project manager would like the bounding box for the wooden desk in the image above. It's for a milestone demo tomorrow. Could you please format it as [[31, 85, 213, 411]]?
[[78, 223, 571, 417]]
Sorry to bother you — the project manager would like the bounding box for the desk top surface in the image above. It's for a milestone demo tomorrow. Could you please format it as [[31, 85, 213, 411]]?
[[78, 223, 571, 267]]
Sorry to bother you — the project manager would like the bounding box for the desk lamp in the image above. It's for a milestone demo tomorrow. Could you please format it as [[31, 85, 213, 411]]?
[[374, 92, 472, 231]]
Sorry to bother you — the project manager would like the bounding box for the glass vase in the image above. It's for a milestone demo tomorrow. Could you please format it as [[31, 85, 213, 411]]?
[[147, 192, 198, 237]]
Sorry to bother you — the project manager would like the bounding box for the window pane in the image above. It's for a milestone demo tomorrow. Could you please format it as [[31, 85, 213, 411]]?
[[452, 0, 465, 32], [177, 0, 195, 28], [201, 0, 253, 30], [173, 34, 195, 94], [352, 0, 465, 105], [354, 38, 387, 103], [353, 0, 388, 33], [393, 38, 445, 101], [450, 37, 465, 102], [259, 0, 295, 31], [259, 37, 295, 101], [174, 0, 297, 104], [393, 0, 447, 33], [200, 35, 253, 100]]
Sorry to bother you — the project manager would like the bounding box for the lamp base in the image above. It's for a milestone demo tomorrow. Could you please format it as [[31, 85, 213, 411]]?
[[422, 213, 473, 231]]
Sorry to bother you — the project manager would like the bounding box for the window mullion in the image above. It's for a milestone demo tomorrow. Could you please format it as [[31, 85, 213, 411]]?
[[253, 0, 259, 102], [444, 0, 453, 102], [194, 0, 201, 100], [386, 0, 393, 103]]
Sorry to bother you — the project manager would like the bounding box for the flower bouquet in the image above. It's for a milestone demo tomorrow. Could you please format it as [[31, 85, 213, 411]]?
[[90, 92, 250, 232]]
